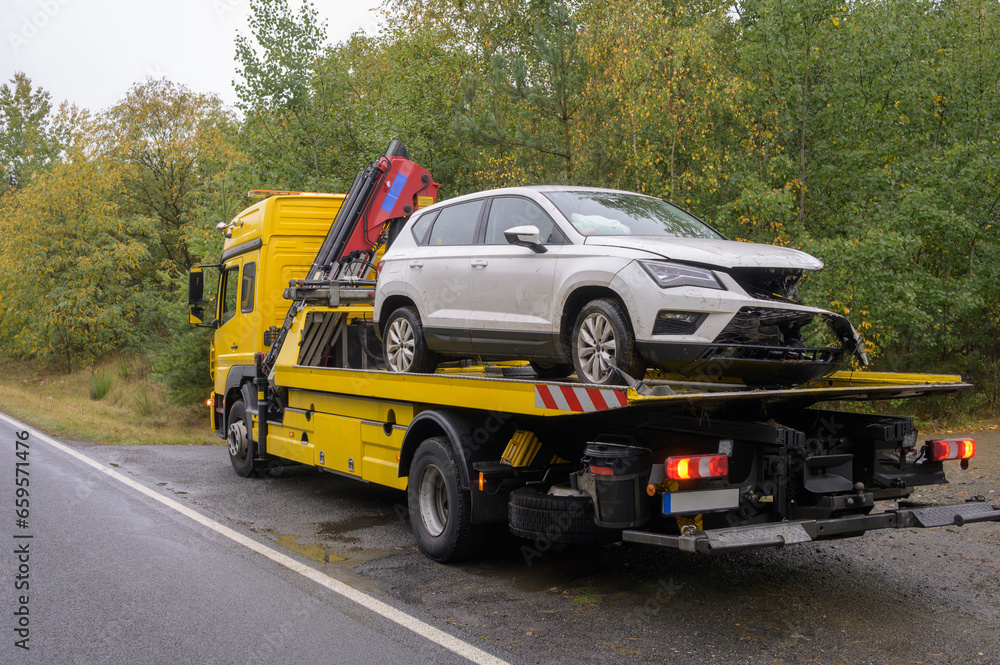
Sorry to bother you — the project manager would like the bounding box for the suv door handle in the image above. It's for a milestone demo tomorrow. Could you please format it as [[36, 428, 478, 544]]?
[[409, 261, 424, 268], [471, 260, 488, 268]]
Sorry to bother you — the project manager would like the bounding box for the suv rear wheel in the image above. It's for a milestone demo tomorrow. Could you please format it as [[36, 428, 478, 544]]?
[[383, 306, 437, 373]]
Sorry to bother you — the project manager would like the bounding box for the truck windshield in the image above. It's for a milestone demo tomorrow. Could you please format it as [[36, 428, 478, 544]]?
[[543, 190, 725, 239]]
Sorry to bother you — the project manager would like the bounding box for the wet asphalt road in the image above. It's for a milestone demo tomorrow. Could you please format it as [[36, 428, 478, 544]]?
[[3, 413, 999, 665], [0, 415, 511, 665]]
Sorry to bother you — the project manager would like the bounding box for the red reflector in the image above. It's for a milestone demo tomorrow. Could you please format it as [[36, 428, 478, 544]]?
[[929, 438, 976, 461], [589, 465, 615, 476], [666, 454, 728, 481]]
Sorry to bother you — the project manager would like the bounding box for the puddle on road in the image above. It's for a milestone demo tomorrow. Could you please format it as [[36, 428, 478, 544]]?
[[315, 515, 393, 543], [256, 527, 347, 564]]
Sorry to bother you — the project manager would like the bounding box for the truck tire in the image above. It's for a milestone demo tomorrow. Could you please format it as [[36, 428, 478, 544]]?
[[571, 298, 645, 386], [384, 306, 438, 374], [508, 488, 621, 545], [529, 361, 574, 379], [227, 400, 256, 477], [407, 437, 483, 562]]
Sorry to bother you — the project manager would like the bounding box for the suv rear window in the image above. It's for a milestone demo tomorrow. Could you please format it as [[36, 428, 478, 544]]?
[[424, 200, 484, 246], [410, 211, 437, 245]]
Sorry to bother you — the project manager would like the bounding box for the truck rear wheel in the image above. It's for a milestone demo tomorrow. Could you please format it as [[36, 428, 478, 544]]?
[[509, 488, 621, 545], [407, 437, 482, 562], [227, 400, 256, 477]]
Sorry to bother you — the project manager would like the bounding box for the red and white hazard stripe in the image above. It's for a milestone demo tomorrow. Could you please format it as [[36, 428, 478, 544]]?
[[534, 384, 628, 413]]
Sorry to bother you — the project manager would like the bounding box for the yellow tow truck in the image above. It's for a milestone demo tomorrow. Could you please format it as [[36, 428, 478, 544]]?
[[189, 142, 999, 562]]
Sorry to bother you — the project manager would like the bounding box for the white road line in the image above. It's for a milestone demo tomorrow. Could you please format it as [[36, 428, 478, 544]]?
[[0, 412, 512, 665]]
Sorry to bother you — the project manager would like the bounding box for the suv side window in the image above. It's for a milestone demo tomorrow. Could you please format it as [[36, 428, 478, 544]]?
[[425, 200, 484, 246], [410, 210, 438, 245], [220, 265, 240, 325], [484, 197, 562, 245], [240, 261, 256, 314]]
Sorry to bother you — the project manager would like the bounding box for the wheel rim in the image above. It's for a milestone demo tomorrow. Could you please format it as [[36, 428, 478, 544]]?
[[577, 312, 617, 383], [417, 463, 448, 538], [386, 317, 415, 372], [228, 421, 248, 459]]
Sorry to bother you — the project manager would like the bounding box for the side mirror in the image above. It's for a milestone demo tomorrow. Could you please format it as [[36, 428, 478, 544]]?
[[188, 268, 204, 306], [188, 267, 219, 327], [504, 225, 547, 253]]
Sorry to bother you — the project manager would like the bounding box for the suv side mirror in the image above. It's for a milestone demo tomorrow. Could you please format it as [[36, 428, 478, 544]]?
[[504, 225, 547, 253]]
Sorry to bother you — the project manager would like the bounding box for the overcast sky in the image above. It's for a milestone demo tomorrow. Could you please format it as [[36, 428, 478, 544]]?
[[1, 0, 386, 113]]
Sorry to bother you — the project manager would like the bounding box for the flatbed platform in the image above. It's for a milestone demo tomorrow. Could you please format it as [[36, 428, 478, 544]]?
[[274, 362, 970, 417]]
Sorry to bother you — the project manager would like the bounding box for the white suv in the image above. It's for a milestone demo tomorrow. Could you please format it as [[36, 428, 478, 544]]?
[[374, 186, 866, 386]]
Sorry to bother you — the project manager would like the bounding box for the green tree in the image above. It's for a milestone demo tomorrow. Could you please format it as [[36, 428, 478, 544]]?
[[233, 0, 338, 190], [0, 154, 150, 371], [0, 72, 64, 195], [454, 0, 586, 183], [99, 78, 238, 275]]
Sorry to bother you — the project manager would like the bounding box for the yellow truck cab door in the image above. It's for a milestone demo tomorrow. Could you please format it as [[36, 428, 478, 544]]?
[[215, 257, 259, 379]]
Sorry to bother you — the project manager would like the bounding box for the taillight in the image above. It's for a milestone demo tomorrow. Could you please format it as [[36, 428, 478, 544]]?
[[928, 438, 976, 461], [666, 454, 728, 480]]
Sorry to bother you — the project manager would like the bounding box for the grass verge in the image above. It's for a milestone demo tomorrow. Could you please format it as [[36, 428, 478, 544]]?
[[0, 356, 219, 446]]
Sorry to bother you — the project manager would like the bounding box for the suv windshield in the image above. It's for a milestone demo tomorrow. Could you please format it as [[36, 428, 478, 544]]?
[[543, 190, 724, 239]]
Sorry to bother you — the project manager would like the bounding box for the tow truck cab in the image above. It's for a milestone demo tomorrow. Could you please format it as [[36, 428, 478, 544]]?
[[188, 193, 346, 434]]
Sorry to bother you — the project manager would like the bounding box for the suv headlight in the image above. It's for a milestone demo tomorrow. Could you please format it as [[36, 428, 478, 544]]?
[[638, 260, 724, 290]]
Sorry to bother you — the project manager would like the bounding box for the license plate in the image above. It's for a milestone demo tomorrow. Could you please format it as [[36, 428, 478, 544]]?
[[663, 488, 739, 515]]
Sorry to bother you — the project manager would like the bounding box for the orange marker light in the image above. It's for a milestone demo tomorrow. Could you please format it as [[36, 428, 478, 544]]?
[[478, 472, 485, 491]]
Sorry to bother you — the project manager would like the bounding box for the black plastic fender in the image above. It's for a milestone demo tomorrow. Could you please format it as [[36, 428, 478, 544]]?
[[220, 365, 255, 434], [398, 408, 514, 524]]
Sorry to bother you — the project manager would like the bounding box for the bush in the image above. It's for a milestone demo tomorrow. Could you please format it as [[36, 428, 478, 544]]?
[[90, 368, 116, 400]]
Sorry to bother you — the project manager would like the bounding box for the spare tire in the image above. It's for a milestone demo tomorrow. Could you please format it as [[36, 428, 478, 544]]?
[[508, 488, 621, 545]]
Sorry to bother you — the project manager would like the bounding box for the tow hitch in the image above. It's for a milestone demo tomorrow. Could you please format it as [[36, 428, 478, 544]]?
[[622, 501, 1000, 555]]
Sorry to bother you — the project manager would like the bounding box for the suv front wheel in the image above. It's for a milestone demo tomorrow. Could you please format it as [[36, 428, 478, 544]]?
[[571, 298, 646, 385]]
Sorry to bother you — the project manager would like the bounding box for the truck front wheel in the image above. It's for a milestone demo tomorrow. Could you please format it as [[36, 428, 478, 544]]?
[[227, 400, 255, 477], [407, 437, 482, 562]]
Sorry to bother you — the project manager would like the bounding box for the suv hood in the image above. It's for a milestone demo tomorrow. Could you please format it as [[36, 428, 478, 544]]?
[[583, 236, 824, 270]]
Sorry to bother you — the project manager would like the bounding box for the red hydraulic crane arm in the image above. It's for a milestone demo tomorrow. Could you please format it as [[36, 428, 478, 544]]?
[[339, 155, 439, 262]]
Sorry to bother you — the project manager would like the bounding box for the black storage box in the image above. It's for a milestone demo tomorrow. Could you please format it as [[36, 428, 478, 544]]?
[[581, 442, 651, 528]]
